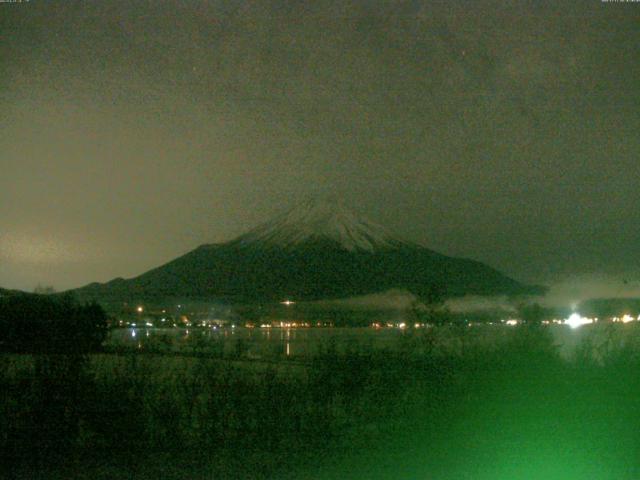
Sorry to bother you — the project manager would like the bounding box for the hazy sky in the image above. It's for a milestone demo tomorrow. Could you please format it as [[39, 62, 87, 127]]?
[[1, 0, 639, 292]]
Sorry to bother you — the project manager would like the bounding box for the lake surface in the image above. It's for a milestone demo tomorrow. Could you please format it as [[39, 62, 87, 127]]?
[[108, 326, 408, 358], [106, 322, 640, 360]]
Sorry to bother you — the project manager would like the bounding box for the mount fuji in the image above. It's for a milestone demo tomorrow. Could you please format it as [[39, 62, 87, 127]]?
[[235, 198, 409, 252], [74, 199, 544, 303]]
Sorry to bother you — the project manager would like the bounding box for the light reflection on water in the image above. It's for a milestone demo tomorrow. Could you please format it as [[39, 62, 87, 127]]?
[[111, 326, 406, 357], [108, 323, 640, 359]]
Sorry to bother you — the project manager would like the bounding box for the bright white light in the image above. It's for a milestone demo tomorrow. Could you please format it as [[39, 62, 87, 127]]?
[[136, 306, 144, 313], [131, 329, 136, 338], [398, 322, 406, 329], [281, 299, 295, 306], [505, 319, 518, 326], [621, 314, 634, 324], [565, 313, 593, 329]]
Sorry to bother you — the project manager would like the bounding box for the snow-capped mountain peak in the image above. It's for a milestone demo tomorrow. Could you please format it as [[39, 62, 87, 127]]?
[[237, 198, 406, 252]]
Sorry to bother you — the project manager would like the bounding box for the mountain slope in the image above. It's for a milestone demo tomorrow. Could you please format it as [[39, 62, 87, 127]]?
[[73, 199, 544, 303], [235, 198, 409, 252]]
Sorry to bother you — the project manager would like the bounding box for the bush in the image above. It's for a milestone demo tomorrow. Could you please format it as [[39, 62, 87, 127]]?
[[0, 293, 107, 354]]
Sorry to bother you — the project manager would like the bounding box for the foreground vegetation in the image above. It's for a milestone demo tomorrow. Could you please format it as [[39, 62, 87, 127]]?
[[2, 322, 640, 479], [0, 293, 107, 354]]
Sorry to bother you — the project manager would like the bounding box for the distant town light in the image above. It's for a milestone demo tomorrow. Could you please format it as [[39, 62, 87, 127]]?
[[621, 314, 634, 324], [565, 313, 593, 329], [281, 299, 295, 306], [136, 306, 144, 313]]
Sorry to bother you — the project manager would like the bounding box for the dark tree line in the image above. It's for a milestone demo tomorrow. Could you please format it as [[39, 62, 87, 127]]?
[[0, 293, 107, 353]]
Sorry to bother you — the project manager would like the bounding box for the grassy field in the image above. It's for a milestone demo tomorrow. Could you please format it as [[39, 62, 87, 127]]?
[[2, 324, 640, 479]]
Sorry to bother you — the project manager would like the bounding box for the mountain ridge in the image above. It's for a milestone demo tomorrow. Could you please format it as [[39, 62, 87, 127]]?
[[72, 199, 545, 303]]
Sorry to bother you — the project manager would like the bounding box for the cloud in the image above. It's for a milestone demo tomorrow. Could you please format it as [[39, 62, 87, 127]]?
[[0, 231, 94, 265]]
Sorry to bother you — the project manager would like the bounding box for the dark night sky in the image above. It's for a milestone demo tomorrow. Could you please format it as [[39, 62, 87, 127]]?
[[1, 0, 639, 298]]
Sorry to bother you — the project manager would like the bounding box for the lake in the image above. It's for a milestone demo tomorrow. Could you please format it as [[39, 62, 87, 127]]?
[[106, 322, 640, 361]]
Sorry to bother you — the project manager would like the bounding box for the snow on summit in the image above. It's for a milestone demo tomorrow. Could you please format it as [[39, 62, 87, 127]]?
[[238, 198, 407, 252]]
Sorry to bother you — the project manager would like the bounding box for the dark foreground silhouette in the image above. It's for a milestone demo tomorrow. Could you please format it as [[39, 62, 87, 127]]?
[[1, 323, 639, 479]]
